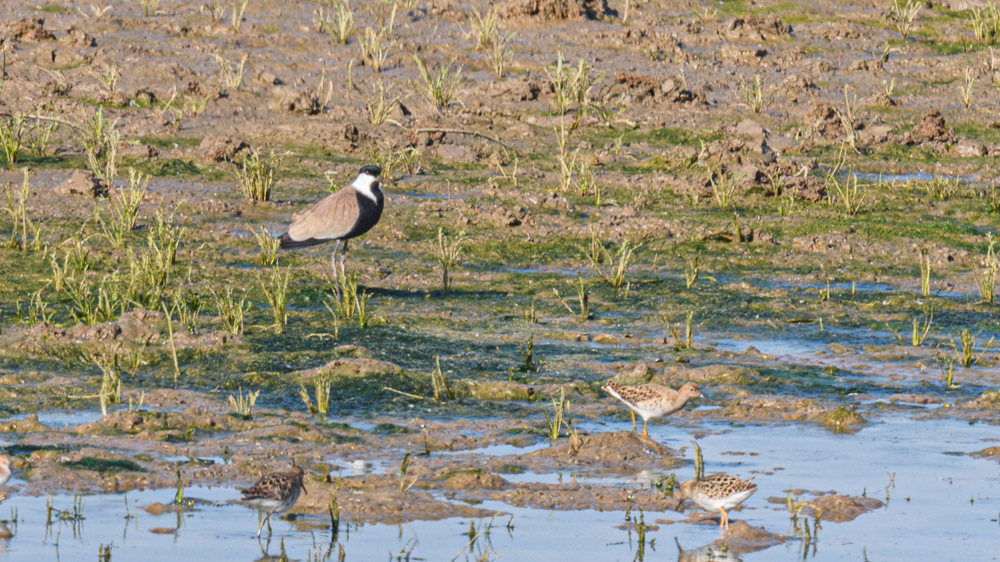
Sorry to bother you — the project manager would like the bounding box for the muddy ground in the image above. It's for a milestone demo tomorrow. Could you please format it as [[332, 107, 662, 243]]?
[[0, 0, 998, 551]]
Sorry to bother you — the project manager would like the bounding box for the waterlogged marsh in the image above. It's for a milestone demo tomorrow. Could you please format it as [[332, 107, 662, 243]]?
[[1, 0, 1000, 559], [0, 416, 996, 560]]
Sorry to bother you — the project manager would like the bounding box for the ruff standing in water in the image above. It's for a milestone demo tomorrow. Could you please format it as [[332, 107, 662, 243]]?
[[677, 474, 757, 534], [279, 165, 384, 283], [601, 381, 701, 437], [238, 465, 307, 538]]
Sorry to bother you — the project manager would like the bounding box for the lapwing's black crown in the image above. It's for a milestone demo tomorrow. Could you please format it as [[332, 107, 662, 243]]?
[[359, 165, 382, 177]]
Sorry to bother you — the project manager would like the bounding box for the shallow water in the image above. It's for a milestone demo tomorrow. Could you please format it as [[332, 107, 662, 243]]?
[[10, 410, 104, 429], [851, 171, 975, 184], [0, 414, 995, 561]]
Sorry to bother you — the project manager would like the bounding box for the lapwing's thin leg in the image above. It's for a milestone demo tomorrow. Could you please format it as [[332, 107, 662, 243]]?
[[331, 240, 342, 299], [339, 239, 349, 280]]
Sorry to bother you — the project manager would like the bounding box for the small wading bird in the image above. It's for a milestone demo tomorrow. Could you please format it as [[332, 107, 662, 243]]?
[[676, 474, 758, 535], [279, 165, 384, 283], [601, 381, 701, 437], [238, 465, 307, 539]]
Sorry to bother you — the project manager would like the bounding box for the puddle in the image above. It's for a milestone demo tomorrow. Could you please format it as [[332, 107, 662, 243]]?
[[327, 459, 391, 477], [4, 411, 104, 429], [160, 456, 228, 466], [851, 171, 974, 183], [0, 415, 995, 560], [397, 192, 452, 200], [441, 442, 549, 457], [712, 337, 827, 358]]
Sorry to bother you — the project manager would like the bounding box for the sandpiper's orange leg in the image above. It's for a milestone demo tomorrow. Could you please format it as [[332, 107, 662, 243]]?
[[718, 508, 729, 534], [630, 410, 637, 434], [642, 419, 649, 437]]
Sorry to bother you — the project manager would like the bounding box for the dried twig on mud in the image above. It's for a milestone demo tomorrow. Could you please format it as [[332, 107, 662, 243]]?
[[415, 127, 514, 153]]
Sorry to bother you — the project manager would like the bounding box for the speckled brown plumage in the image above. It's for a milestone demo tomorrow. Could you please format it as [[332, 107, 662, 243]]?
[[601, 381, 701, 436], [677, 474, 757, 534], [238, 465, 307, 538]]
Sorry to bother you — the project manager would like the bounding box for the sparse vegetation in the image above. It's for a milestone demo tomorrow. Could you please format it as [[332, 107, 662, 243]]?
[[359, 25, 393, 73], [582, 228, 639, 288], [976, 234, 999, 303], [258, 267, 290, 332], [3, 169, 37, 251], [299, 376, 332, 415], [412, 55, 463, 110], [435, 227, 465, 296], [77, 108, 120, 183], [970, 2, 1000, 44], [252, 225, 280, 266], [0, 112, 28, 168], [315, 3, 354, 44], [739, 74, 776, 114], [211, 287, 250, 335], [96, 167, 148, 248], [228, 387, 259, 417], [234, 150, 283, 202], [353, 77, 400, 126], [885, 0, 922, 40]]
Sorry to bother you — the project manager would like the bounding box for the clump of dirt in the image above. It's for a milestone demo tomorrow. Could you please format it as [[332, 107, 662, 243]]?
[[26, 447, 168, 493], [607, 362, 757, 388], [676, 521, 787, 553], [197, 135, 249, 163], [906, 109, 955, 145], [298, 357, 403, 379], [297, 473, 504, 525], [971, 446, 1000, 462], [602, 361, 654, 385], [55, 169, 105, 197], [661, 364, 759, 386], [436, 467, 508, 490], [724, 15, 793, 40], [533, 430, 680, 467], [496, 0, 610, 21], [964, 389, 1000, 409], [603, 72, 696, 105], [468, 480, 680, 512], [463, 379, 538, 401], [804, 494, 884, 522], [1, 18, 54, 43], [715, 394, 833, 424], [4, 309, 239, 356], [0, 414, 48, 433], [804, 100, 843, 139], [819, 405, 866, 431], [71, 408, 240, 438]]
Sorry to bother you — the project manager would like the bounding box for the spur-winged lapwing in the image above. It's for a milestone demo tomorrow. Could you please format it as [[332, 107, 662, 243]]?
[[279, 165, 384, 281]]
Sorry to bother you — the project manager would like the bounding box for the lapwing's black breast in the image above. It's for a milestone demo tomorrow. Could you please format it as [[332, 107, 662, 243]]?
[[348, 187, 384, 239]]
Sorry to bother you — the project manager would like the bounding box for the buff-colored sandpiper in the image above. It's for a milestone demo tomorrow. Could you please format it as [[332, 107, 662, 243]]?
[[602, 381, 701, 436], [676, 474, 757, 534]]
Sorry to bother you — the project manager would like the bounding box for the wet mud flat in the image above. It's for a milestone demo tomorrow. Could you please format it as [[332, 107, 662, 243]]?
[[0, 0, 999, 559]]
